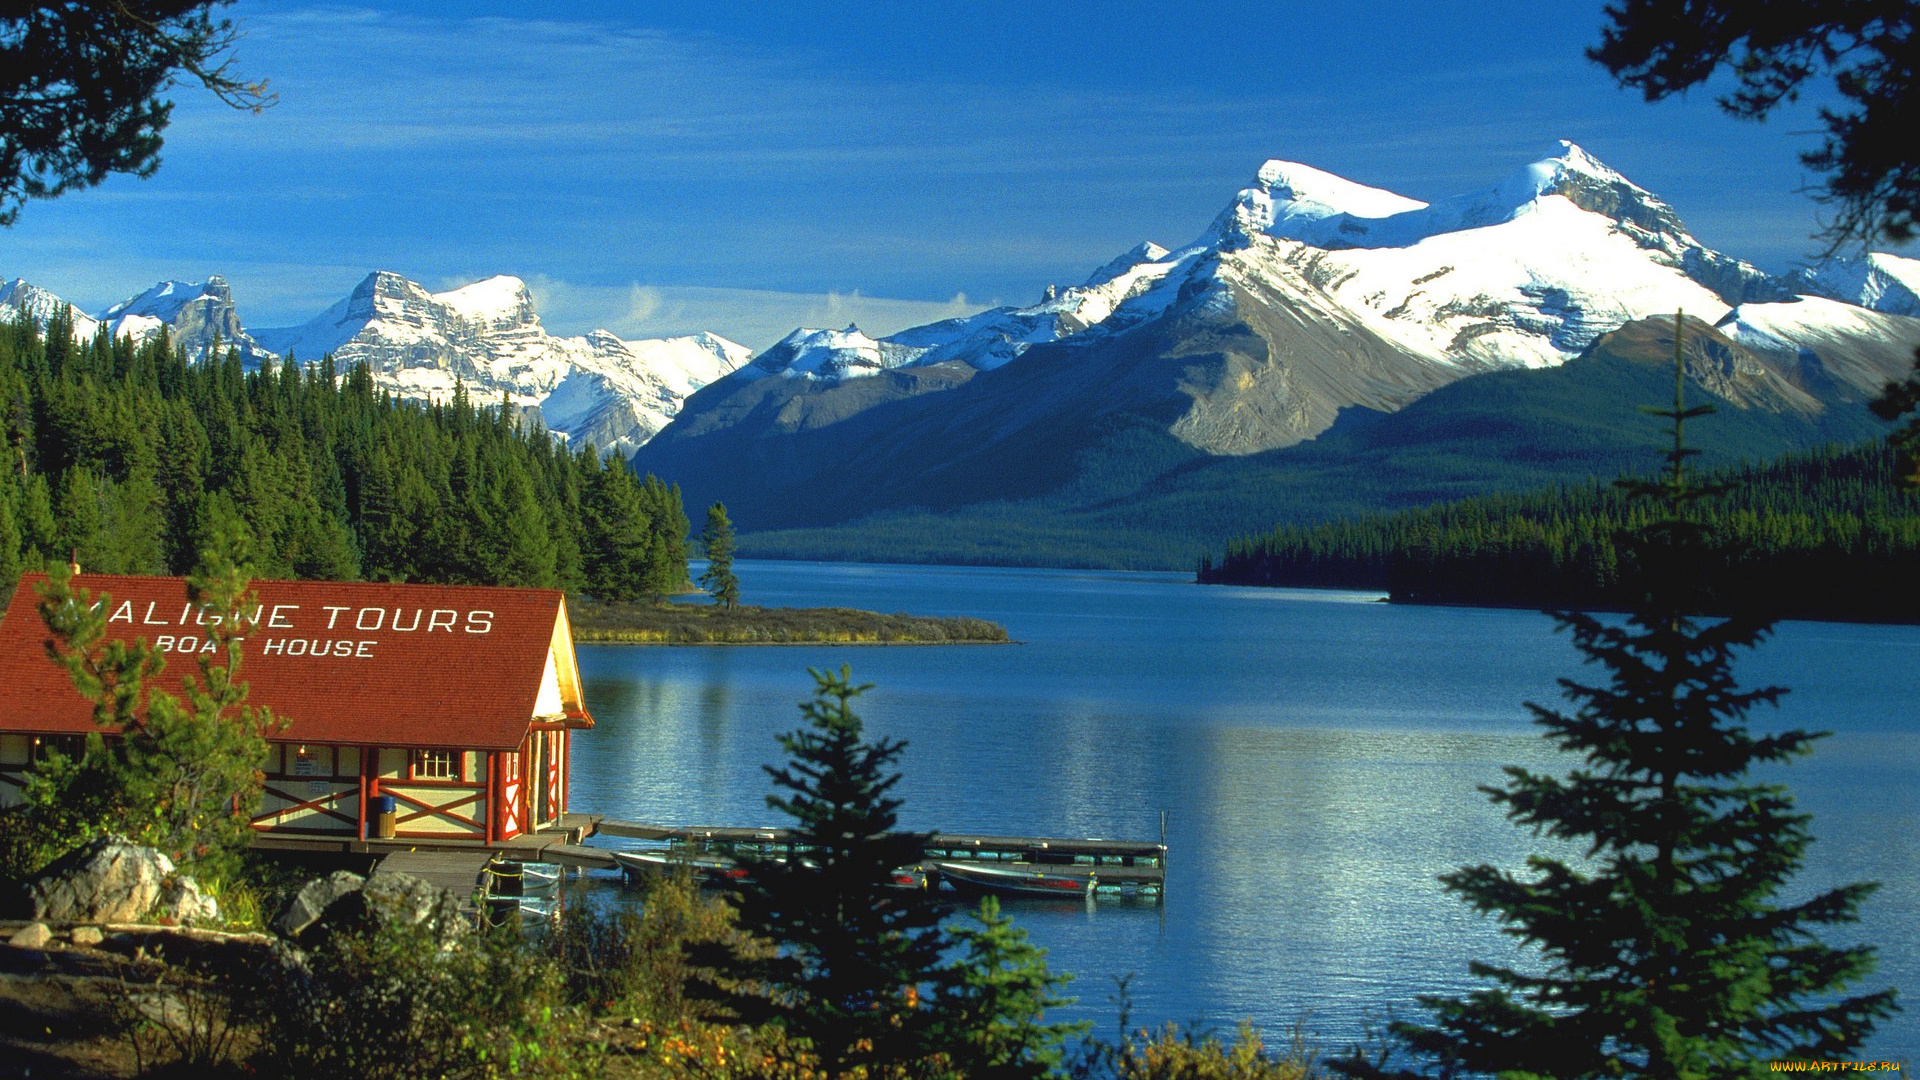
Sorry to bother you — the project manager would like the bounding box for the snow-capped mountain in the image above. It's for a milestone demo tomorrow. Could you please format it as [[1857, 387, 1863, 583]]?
[[1, 278, 99, 338], [1787, 252, 1920, 317], [672, 141, 1846, 459], [96, 276, 275, 364], [252, 271, 748, 455], [0, 269, 748, 457], [633, 141, 1920, 534], [2, 274, 273, 364]]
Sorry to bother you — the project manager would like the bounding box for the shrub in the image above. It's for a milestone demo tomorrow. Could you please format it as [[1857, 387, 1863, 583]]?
[[250, 916, 598, 1080]]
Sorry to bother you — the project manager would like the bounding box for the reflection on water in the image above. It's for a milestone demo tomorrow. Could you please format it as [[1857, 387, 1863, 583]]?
[[570, 561, 1919, 1056]]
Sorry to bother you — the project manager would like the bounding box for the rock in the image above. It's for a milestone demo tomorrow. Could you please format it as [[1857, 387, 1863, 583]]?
[[26, 836, 174, 924], [157, 876, 219, 926], [9, 922, 54, 949], [272, 869, 463, 947], [272, 870, 366, 940], [70, 926, 104, 947], [362, 871, 462, 932]]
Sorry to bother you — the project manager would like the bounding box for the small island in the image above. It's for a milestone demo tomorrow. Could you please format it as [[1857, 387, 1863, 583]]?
[[568, 599, 1011, 645]]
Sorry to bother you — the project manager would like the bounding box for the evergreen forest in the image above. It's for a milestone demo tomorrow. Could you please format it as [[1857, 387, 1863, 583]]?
[[0, 313, 692, 607], [1199, 441, 1920, 622]]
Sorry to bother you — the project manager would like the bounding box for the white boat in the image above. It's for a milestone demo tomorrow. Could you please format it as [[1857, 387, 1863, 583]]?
[[610, 848, 752, 885]]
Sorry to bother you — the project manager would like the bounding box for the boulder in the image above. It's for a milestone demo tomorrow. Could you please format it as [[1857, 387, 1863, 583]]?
[[8, 922, 54, 949], [69, 925, 104, 947], [156, 876, 220, 926], [26, 836, 174, 924], [272, 869, 463, 947], [362, 871, 462, 932], [271, 870, 366, 940]]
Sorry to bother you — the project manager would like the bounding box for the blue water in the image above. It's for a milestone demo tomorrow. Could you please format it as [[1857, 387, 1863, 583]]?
[[569, 560, 1920, 1059]]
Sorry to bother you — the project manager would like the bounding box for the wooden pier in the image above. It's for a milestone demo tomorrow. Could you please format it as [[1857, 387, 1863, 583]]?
[[248, 813, 1168, 904], [598, 819, 1168, 901]]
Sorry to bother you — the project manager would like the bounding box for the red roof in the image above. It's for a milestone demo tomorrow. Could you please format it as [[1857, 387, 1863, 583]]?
[[0, 574, 576, 751]]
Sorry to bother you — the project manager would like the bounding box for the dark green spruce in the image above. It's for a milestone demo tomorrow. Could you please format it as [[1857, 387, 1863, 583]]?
[[1340, 315, 1896, 1077], [697, 666, 949, 1075], [1199, 439, 1920, 622], [699, 500, 739, 609]]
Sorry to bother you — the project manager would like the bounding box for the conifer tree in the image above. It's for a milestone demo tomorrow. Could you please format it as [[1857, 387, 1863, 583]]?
[[27, 509, 284, 875], [1871, 351, 1920, 488], [0, 475, 21, 594], [937, 896, 1088, 1080], [699, 501, 739, 609], [707, 666, 949, 1077], [1343, 314, 1896, 1076]]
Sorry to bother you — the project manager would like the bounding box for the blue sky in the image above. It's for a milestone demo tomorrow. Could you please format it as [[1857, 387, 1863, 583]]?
[[2, 1, 1901, 351]]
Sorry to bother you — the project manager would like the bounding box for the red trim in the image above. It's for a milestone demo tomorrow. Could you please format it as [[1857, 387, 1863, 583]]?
[[254, 784, 358, 828], [389, 787, 486, 832], [545, 731, 562, 825], [248, 824, 364, 836], [486, 750, 500, 844], [384, 776, 484, 790]]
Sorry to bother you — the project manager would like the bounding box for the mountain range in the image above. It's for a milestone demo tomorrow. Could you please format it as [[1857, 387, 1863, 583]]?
[[7, 140, 1920, 569], [1, 271, 748, 457], [628, 141, 1920, 565]]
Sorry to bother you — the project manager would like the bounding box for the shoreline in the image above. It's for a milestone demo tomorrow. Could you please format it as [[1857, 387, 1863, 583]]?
[[567, 600, 1011, 646]]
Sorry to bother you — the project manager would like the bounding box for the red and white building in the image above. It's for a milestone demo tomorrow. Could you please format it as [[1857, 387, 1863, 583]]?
[[0, 574, 594, 844]]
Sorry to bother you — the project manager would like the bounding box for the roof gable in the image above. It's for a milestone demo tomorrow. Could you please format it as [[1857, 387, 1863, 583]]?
[[0, 574, 580, 750]]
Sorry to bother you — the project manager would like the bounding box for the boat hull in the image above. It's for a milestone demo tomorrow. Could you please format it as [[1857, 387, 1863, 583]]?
[[936, 861, 1101, 899], [611, 849, 751, 886]]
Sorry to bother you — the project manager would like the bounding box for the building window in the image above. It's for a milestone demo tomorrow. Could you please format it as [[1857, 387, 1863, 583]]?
[[30, 735, 83, 765], [504, 751, 519, 781], [411, 749, 455, 780]]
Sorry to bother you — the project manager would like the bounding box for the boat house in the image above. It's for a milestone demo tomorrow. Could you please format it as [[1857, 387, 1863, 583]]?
[[0, 574, 594, 845]]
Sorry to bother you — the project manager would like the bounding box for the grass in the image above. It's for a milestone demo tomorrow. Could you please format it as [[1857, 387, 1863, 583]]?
[[569, 600, 1010, 645]]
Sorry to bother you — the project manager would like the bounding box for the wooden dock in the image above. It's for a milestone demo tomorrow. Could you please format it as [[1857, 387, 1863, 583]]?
[[249, 814, 1166, 903], [598, 819, 1168, 900]]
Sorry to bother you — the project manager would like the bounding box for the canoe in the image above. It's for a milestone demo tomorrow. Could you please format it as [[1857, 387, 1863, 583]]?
[[611, 848, 752, 885], [935, 860, 1099, 899]]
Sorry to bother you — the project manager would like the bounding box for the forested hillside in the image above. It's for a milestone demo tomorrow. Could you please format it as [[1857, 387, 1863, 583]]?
[[0, 314, 691, 604], [1198, 442, 1920, 621]]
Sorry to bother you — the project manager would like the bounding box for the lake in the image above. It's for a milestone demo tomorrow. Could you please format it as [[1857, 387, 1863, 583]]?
[[569, 560, 1920, 1059]]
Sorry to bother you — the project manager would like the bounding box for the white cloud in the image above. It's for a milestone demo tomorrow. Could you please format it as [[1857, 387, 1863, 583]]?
[[524, 276, 982, 352]]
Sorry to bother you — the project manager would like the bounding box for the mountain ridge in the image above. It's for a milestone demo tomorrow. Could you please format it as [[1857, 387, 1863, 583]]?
[[3, 269, 750, 456], [631, 142, 1920, 556]]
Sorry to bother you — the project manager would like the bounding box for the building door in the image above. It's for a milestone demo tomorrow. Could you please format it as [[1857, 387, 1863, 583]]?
[[531, 732, 548, 826]]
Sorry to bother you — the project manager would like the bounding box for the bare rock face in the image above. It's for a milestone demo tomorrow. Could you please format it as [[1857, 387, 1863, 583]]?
[[26, 837, 174, 924], [272, 869, 464, 948], [156, 876, 220, 926], [272, 870, 368, 940]]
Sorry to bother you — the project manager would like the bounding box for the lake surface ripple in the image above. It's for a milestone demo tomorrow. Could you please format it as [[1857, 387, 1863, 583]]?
[[571, 560, 1920, 1058]]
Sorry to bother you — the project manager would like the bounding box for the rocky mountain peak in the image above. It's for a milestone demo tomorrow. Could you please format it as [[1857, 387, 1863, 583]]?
[[94, 275, 268, 364], [1, 278, 99, 336], [1518, 140, 1690, 244], [1084, 242, 1174, 288], [1787, 252, 1920, 316], [436, 275, 539, 332]]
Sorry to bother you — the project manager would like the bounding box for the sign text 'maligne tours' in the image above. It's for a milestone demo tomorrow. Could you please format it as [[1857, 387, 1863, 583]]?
[[103, 599, 497, 660]]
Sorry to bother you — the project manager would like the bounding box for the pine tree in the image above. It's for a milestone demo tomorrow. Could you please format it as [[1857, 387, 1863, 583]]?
[[707, 666, 949, 1077], [937, 896, 1088, 1080], [699, 501, 740, 609], [0, 472, 22, 597], [1871, 350, 1920, 488], [28, 509, 284, 875], [1343, 315, 1897, 1076]]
